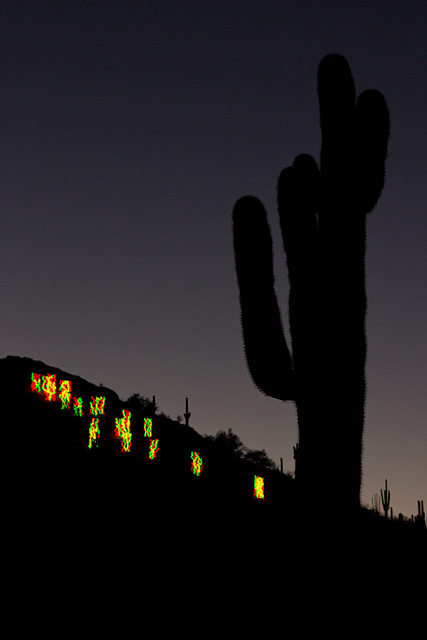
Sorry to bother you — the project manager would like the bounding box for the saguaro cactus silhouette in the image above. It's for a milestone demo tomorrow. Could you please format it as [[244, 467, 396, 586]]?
[[381, 479, 391, 519], [232, 54, 389, 518], [184, 397, 191, 426]]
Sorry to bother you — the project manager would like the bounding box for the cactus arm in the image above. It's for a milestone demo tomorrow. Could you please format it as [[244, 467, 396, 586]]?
[[232, 196, 294, 401], [318, 54, 389, 216], [354, 89, 390, 214]]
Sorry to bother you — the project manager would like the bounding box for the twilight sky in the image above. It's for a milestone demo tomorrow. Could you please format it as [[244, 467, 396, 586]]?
[[1, 1, 426, 519]]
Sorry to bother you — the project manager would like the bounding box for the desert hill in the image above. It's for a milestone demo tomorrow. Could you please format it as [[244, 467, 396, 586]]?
[[2, 355, 294, 526], [2, 354, 425, 594]]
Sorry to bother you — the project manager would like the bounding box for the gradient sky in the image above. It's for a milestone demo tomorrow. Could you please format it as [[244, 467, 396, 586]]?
[[1, 1, 426, 519]]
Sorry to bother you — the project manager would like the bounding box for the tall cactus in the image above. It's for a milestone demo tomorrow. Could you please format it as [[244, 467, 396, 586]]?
[[232, 54, 389, 519]]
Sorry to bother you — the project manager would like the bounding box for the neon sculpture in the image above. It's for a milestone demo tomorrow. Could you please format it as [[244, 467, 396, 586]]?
[[115, 410, 132, 453], [41, 374, 56, 402], [143, 418, 153, 437], [149, 438, 159, 460], [254, 475, 265, 500], [90, 396, 106, 416], [191, 451, 203, 476], [73, 397, 84, 417], [88, 418, 101, 449], [59, 380, 72, 410], [31, 372, 41, 393]]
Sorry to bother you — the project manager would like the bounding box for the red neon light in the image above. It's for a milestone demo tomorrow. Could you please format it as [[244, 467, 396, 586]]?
[[90, 396, 105, 416], [31, 372, 41, 393], [88, 418, 101, 449], [59, 380, 72, 410], [149, 438, 159, 459], [73, 397, 84, 417], [42, 374, 56, 402], [144, 418, 153, 437], [191, 451, 203, 476], [254, 475, 265, 500], [115, 410, 132, 453]]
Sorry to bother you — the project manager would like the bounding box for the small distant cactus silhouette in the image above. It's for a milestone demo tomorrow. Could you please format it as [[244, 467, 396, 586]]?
[[381, 479, 391, 519], [232, 54, 389, 518], [372, 493, 380, 514], [184, 397, 191, 427], [416, 500, 426, 529]]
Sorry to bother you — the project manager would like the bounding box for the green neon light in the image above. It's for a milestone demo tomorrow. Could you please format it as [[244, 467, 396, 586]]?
[[31, 372, 41, 393], [59, 380, 72, 410], [115, 410, 132, 453], [191, 451, 203, 476], [254, 475, 265, 500], [143, 418, 153, 437], [149, 438, 159, 460], [88, 418, 101, 449], [90, 396, 106, 416], [41, 374, 56, 402], [73, 397, 84, 417]]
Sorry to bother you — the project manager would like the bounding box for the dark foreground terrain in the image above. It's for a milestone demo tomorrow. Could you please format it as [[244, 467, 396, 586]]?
[[2, 355, 425, 625]]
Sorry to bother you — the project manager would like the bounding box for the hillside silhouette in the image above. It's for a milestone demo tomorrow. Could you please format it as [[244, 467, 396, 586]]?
[[3, 353, 426, 629], [3, 354, 293, 506], [4, 354, 425, 577], [3, 356, 298, 562]]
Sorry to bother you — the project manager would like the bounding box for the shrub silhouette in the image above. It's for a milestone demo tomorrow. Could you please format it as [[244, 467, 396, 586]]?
[[232, 54, 390, 520]]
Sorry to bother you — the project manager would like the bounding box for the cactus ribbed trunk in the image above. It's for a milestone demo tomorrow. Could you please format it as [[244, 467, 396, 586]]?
[[294, 215, 367, 514]]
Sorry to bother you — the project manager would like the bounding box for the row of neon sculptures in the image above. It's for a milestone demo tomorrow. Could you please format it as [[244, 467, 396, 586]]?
[[30, 372, 265, 499]]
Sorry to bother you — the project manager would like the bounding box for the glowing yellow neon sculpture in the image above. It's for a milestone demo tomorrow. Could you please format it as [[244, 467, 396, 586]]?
[[88, 418, 101, 449], [254, 475, 265, 500], [41, 374, 56, 402], [115, 410, 132, 453], [90, 396, 106, 416], [59, 380, 72, 410]]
